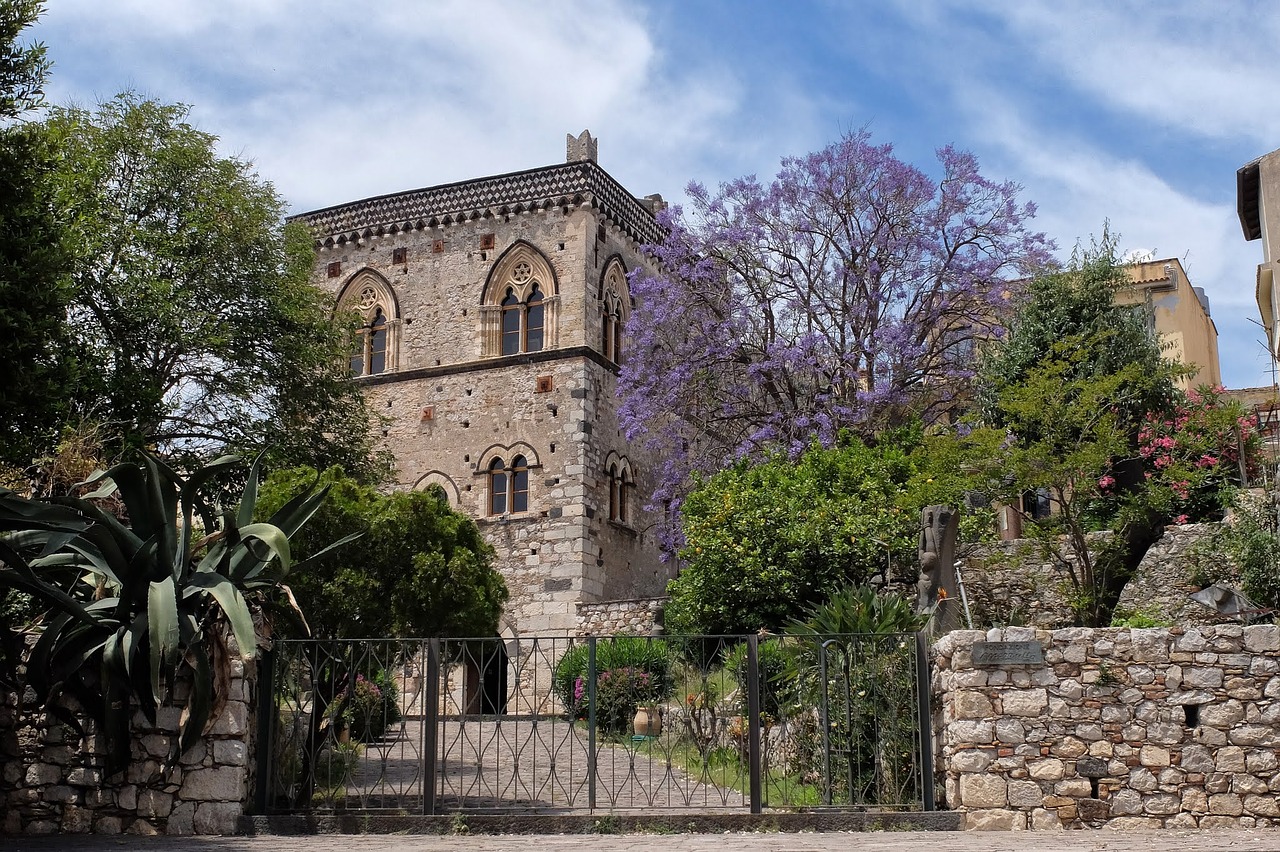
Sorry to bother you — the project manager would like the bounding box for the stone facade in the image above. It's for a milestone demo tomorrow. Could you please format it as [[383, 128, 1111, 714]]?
[[934, 625, 1280, 830], [1, 651, 258, 836], [292, 132, 669, 639], [577, 597, 665, 636]]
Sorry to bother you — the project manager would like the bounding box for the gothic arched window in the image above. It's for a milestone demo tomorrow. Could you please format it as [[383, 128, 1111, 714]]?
[[606, 456, 632, 524], [489, 458, 508, 515], [482, 246, 558, 357], [501, 289, 522, 356], [342, 276, 399, 377], [488, 455, 531, 515], [525, 287, 544, 353], [599, 261, 629, 364]]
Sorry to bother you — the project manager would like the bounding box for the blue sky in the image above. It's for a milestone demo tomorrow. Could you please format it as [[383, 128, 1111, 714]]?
[[28, 0, 1280, 389]]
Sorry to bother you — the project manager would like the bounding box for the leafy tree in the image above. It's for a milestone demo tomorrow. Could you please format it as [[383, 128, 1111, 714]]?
[[976, 235, 1188, 625], [0, 0, 46, 118], [620, 130, 1052, 549], [0, 454, 330, 774], [978, 230, 1179, 441], [664, 426, 1002, 635], [256, 466, 507, 638], [0, 0, 77, 471], [38, 94, 382, 475]]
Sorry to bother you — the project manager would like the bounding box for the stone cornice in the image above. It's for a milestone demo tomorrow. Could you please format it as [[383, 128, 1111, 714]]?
[[290, 161, 665, 248], [352, 345, 618, 387]]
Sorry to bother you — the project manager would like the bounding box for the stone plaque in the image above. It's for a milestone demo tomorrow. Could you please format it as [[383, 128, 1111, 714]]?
[[971, 641, 1044, 666]]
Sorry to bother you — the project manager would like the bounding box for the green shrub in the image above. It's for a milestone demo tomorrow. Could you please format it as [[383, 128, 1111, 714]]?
[[553, 637, 673, 732], [723, 638, 793, 718]]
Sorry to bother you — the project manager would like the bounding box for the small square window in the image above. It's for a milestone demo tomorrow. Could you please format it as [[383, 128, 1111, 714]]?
[[480, 233, 496, 251], [327, 261, 342, 278], [420, 406, 434, 421], [392, 247, 408, 264], [536, 375, 554, 393]]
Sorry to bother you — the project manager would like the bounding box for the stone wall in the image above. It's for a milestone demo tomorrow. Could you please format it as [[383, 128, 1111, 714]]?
[[934, 625, 1280, 830], [576, 597, 665, 635], [961, 523, 1233, 629], [1, 653, 258, 836]]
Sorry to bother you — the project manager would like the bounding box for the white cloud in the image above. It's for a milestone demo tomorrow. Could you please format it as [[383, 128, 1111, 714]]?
[[32, 0, 799, 213], [969, 95, 1271, 387], [954, 0, 1280, 151]]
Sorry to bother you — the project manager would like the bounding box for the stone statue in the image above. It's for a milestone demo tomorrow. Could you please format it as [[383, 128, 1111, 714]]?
[[917, 504, 960, 633]]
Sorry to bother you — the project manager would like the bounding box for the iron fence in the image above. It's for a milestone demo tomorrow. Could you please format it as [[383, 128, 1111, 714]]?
[[256, 632, 932, 814]]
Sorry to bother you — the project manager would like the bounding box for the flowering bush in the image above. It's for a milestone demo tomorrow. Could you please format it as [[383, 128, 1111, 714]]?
[[1134, 385, 1260, 523], [329, 671, 401, 742], [594, 666, 661, 733], [552, 637, 673, 733]]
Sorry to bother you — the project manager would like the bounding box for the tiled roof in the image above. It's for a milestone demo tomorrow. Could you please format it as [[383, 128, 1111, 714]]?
[[290, 161, 664, 247]]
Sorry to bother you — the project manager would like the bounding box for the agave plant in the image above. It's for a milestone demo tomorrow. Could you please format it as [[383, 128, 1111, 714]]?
[[0, 453, 350, 775]]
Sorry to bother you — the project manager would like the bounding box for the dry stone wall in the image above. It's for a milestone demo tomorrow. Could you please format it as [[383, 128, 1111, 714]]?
[[934, 625, 1280, 830], [1, 654, 258, 836], [961, 523, 1233, 629]]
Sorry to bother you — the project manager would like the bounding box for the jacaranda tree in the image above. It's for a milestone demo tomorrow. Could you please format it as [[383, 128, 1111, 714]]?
[[619, 130, 1053, 549]]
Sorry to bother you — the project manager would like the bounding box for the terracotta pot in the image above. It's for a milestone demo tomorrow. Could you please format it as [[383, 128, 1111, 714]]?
[[633, 705, 662, 737]]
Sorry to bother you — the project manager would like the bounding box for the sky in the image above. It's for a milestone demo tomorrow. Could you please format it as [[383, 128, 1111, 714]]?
[[27, 0, 1280, 389]]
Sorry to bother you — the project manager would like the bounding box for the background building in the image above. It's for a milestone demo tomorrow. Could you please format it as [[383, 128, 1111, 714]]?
[[1115, 257, 1221, 390]]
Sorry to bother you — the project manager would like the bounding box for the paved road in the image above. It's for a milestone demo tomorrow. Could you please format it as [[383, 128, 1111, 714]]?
[[7, 831, 1280, 852]]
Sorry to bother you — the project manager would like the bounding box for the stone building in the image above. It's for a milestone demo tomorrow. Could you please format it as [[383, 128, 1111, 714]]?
[[291, 132, 669, 644]]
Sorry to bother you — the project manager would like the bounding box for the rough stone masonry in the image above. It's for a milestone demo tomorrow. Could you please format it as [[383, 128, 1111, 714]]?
[[935, 624, 1280, 830]]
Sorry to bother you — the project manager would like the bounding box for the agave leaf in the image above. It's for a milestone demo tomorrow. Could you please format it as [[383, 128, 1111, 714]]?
[[266, 481, 329, 540], [195, 539, 228, 573], [78, 476, 118, 500], [291, 530, 363, 570], [178, 455, 240, 577], [139, 454, 178, 574], [176, 642, 212, 760], [266, 583, 311, 638], [237, 453, 264, 530], [102, 654, 132, 775], [147, 577, 180, 699], [46, 496, 144, 570], [93, 461, 156, 542], [229, 523, 290, 581], [0, 546, 99, 629], [186, 571, 257, 659], [0, 493, 89, 530]]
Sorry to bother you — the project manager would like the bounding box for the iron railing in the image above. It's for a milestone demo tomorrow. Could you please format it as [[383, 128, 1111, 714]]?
[[256, 632, 932, 814]]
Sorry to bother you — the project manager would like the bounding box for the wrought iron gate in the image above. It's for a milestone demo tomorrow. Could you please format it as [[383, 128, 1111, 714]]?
[[255, 633, 933, 814]]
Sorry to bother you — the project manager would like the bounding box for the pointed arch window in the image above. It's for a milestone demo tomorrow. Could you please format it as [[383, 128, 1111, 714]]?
[[340, 275, 399, 376], [600, 262, 628, 364], [489, 458, 508, 515], [499, 285, 545, 356], [607, 458, 632, 523], [510, 455, 529, 513], [525, 287, 544, 352], [488, 455, 531, 515], [352, 307, 389, 377], [501, 290, 522, 356], [482, 247, 558, 357], [602, 294, 624, 363]]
